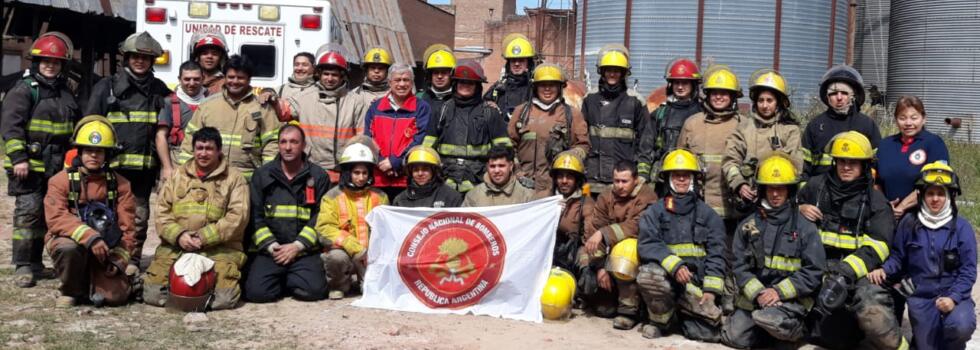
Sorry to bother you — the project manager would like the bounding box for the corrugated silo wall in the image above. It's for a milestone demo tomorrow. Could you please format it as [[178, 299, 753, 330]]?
[[855, 0, 889, 91], [887, 0, 980, 143], [576, 0, 849, 109]]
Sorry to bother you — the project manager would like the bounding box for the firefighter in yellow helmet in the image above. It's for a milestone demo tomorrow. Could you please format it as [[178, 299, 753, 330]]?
[[582, 45, 654, 196], [317, 137, 389, 299], [636, 148, 727, 341], [2, 31, 79, 288], [352, 47, 393, 104], [44, 115, 137, 307], [723, 68, 804, 214], [392, 145, 463, 208], [583, 159, 656, 329], [508, 63, 590, 193], [796, 131, 908, 350], [677, 64, 745, 230], [546, 151, 595, 273], [721, 154, 825, 348], [485, 33, 536, 120], [417, 44, 457, 115], [84, 31, 171, 273]]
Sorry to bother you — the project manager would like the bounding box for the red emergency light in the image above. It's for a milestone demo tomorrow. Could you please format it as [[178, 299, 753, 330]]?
[[301, 14, 321, 30], [145, 7, 167, 23]]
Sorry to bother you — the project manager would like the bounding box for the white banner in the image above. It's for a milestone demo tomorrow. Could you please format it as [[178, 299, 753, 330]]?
[[352, 196, 561, 322]]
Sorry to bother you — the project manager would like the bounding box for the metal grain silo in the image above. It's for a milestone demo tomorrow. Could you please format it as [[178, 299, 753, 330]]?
[[855, 0, 890, 90], [887, 0, 980, 142], [576, 0, 849, 109]]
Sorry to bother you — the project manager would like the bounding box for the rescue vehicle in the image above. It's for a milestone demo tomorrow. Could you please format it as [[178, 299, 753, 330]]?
[[137, 0, 345, 89]]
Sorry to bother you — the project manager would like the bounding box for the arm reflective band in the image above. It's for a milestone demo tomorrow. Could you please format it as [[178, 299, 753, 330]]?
[[491, 136, 513, 147], [200, 225, 220, 247], [820, 231, 859, 250], [609, 223, 626, 243], [859, 235, 890, 261], [801, 148, 813, 163], [422, 135, 438, 147], [5, 139, 26, 153], [660, 255, 683, 274], [298, 226, 318, 247], [742, 278, 765, 300], [71, 224, 93, 243], [253, 227, 273, 246], [775, 278, 798, 300], [843, 254, 869, 279], [703, 275, 724, 292], [685, 283, 704, 298]]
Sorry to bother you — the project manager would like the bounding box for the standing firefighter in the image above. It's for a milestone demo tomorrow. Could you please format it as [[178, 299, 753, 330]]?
[[508, 63, 590, 193], [156, 61, 206, 181], [485, 33, 536, 120], [189, 32, 229, 95], [282, 44, 367, 183], [581, 45, 654, 195], [351, 47, 392, 105], [144, 127, 250, 311], [678, 64, 744, 226], [423, 59, 511, 193], [44, 116, 137, 307], [2, 32, 79, 288], [85, 31, 171, 272], [179, 54, 281, 181], [639, 58, 703, 182], [417, 44, 456, 115], [244, 124, 330, 302], [636, 149, 727, 341], [316, 138, 389, 299], [723, 69, 803, 214], [801, 65, 882, 178], [797, 131, 907, 350], [721, 154, 825, 348]]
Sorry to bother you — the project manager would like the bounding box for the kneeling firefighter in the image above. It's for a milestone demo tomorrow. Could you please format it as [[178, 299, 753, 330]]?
[[721, 154, 825, 348], [635, 149, 727, 341], [797, 131, 908, 350], [44, 115, 137, 307]]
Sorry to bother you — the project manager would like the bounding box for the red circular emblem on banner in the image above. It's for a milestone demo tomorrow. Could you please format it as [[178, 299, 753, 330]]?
[[398, 212, 506, 309]]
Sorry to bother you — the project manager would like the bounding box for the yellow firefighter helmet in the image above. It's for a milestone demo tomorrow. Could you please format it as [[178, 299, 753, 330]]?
[[406, 145, 442, 167], [73, 115, 117, 149], [827, 131, 874, 160], [756, 154, 799, 185], [362, 47, 392, 66], [703, 64, 742, 97], [531, 63, 566, 85], [502, 33, 535, 59], [541, 267, 576, 320], [661, 149, 701, 173], [608, 238, 640, 281], [550, 151, 584, 176]]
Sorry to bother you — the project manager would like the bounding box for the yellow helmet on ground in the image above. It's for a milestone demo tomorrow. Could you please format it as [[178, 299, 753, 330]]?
[[827, 131, 873, 160], [425, 50, 456, 70], [661, 149, 701, 173], [550, 151, 584, 176], [597, 44, 630, 73], [73, 115, 117, 149], [532, 63, 566, 85], [608, 238, 640, 281], [541, 267, 576, 320], [502, 33, 535, 59], [406, 145, 441, 167], [703, 65, 742, 97], [756, 154, 799, 185], [917, 161, 961, 194], [362, 47, 392, 66]]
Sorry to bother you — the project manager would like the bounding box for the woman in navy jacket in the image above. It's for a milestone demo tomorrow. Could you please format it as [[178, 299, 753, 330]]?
[[869, 162, 976, 350]]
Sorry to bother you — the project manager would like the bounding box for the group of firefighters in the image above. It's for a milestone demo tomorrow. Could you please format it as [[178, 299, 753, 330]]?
[[2, 28, 975, 350]]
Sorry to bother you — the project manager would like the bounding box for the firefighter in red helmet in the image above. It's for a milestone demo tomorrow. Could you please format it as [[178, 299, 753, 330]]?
[[639, 58, 703, 187], [189, 32, 230, 95]]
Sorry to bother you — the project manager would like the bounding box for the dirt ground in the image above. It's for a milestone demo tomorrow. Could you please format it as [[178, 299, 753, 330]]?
[[0, 189, 978, 349]]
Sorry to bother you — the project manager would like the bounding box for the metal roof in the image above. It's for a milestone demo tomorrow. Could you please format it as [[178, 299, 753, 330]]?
[[13, 0, 136, 21]]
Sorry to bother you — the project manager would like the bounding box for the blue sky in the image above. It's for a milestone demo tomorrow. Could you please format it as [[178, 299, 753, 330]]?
[[426, 0, 572, 15]]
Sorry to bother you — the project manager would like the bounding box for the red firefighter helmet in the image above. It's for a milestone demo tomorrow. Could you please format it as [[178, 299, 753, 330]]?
[[452, 59, 487, 83], [191, 32, 228, 56], [167, 265, 217, 312], [664, 58, 702, 81], [30, 32, 73, 61]]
